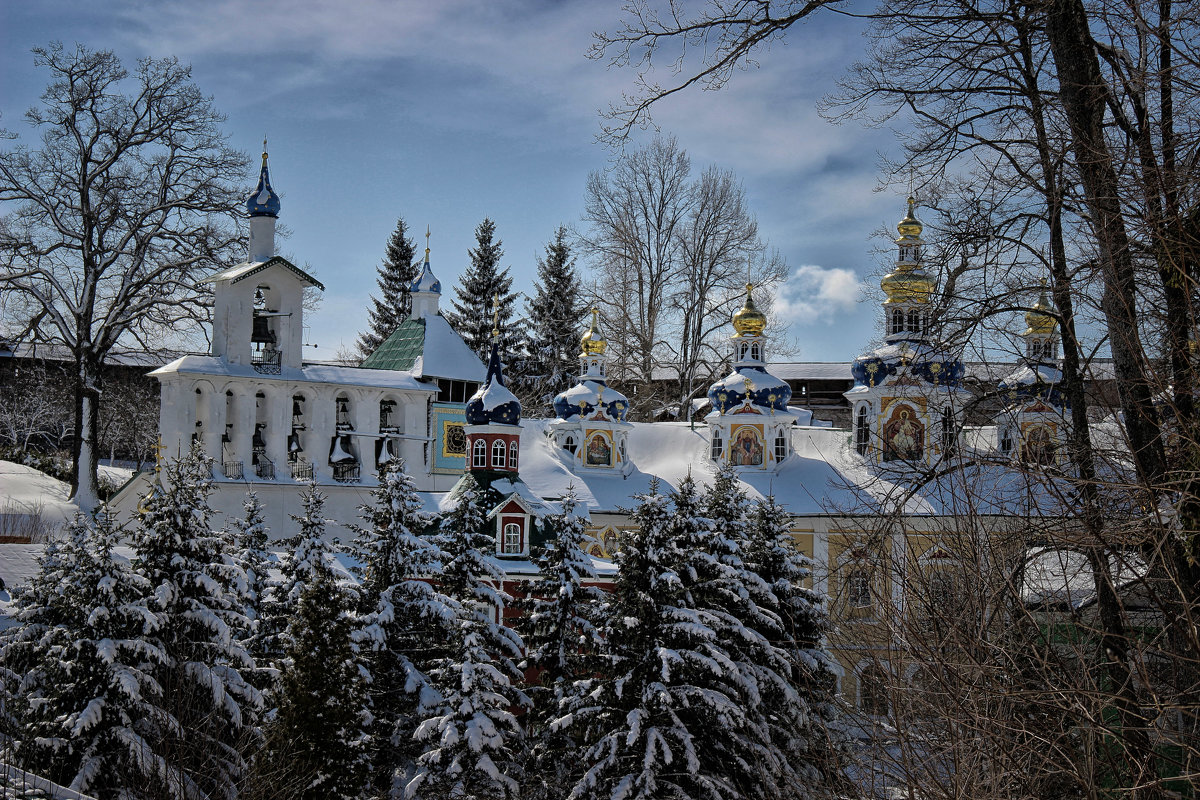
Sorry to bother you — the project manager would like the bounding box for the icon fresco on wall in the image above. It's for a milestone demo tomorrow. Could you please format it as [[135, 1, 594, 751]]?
[[1021, 424, 1055, 465], [586, 432, 612, 466], [443, 421, 466, 456], [731, 426, 764, 466], [882, 405, 924, 461]]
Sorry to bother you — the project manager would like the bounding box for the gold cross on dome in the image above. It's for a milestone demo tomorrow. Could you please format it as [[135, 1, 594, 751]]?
[[425, 225, 431, 260], [491, 293, 500, 337]]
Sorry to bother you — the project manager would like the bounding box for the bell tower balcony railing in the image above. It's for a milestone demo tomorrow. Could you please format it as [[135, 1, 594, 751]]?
[[251, 348, 282, 375]]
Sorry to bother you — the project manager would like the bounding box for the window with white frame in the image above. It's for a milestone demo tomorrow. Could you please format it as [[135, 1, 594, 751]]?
[[492, 439, 506, 468], [855, 406, 870, 456], [847, 568, 871, 608], [774, 433, 787, 461], [711, 429, 724, 460], [473, 438, 487, 468], [502, 523, 522, 554], [859, 664, 890, 716], [564, 435, 577, 455], [509, 441, 519, 469]]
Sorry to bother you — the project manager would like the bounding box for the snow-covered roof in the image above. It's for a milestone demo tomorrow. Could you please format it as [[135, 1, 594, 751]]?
[[1, 763, 99, 800], [1021, 547, 1148, 609], [151, 355, 436, 393], [360, 315, 486, 383], [513, 419, 1070, 518], [202, 256, 324, 290]]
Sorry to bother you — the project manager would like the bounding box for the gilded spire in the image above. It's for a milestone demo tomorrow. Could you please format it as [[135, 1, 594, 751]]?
[[491, 293, 500, 339], [581, 306, 608, 355], [1024, 278, 1057, 335], [732, 283, 767, 336], [882, 196, 933, 305], [261, 137, 268, 168], [425, 225, 431, 262]]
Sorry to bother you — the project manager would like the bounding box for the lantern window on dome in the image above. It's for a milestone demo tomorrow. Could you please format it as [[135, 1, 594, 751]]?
[[473, 439, 487, 468], [509, 441, 519, 469], [492, 439, 507, 468]]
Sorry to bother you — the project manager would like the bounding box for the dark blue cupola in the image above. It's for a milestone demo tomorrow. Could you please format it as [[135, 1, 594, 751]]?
[[245, 141, 281, 218], [465, 303, 521, 426]]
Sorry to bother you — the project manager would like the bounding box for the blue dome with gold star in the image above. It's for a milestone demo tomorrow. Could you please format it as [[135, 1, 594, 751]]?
[[553, 380, 630, 422], [466, 340, 521, 425], [707, 367, 792, 414], [246, 147, 280, 218]]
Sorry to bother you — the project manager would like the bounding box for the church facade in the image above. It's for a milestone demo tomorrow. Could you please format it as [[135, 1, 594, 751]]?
[[116, 156, 1073, 714]]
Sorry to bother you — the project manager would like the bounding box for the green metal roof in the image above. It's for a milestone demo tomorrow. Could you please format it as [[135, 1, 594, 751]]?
[[360, 317, 427, 371]]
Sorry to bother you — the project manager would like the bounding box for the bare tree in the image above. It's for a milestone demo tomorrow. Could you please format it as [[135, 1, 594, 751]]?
[[0, 43, 246, 511], [579, 136, 783, 417]]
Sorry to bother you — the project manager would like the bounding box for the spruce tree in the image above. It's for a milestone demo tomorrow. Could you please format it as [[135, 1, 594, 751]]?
[[520, 226, 583, 415], [408, 475, 529, 800], [267, 484, 368, 800], [517, 491, 606, 800], [358, 216, 418, 359], [228, 491, 274, 676], [4, 514, 161, 797], [745, 494, 844, 796], [446, 218, 522, 360], [350, 459, 457, 799], [132, 445, 261, 800]]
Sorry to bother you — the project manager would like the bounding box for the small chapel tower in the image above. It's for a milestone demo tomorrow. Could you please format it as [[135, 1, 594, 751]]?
[[997, 281, 1067, 464], [706, 285, 796, 470], [847, 198, 967, 466], [548, 308, 633, 471], [410, 228, 443, 321]]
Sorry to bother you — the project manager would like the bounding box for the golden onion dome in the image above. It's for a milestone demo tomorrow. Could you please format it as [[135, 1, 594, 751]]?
[[580, 307, 607, 355], [897, 196, 923, 239], [881, 264, 935, 305], [1024, 280, 1057, 335], [732, 283, 767, 336]]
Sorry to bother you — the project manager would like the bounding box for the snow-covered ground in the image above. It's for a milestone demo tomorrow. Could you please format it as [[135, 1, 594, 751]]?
[[0, 461, 133, 534]]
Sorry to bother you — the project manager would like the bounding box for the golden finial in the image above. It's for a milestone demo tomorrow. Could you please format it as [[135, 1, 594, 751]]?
[[581, 306, 607, 356], [1024, 277, 1057, 335], [261, 138, 268, 168], [732, 283, 766, 336], [897, 196, 923, 239], [425, 225, 431, 261], [491, 293, 500, 338]]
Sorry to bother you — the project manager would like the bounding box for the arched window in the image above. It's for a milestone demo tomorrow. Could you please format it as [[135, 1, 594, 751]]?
[[618, 436, 627, 462], [847, 569, 872, 608], [711, 429, 724, 460], [509, 441, 519, 469], [859, 664, 890, 716], [855, 405, 870, 456], [941, 406, 956, 455], [774, 433, 787, 461], [473, 438, 487, 468], [492, 439, 507, 468], [502, 523, 522, 554], [907, 309, 920, 332], [750, 343, 762, 361], [563, 435, 577, 455], [890, 309, 904, 335]]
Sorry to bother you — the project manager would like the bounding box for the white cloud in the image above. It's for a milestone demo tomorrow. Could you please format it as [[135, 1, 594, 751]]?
[[773, 264, 866, 325]]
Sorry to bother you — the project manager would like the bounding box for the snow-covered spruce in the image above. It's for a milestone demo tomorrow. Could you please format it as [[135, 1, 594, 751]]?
[[131, 445, 261, 799], [516, 490, 607, 800], [407, 475, 530, 800], [349, 459, 458, 798], [266, 483, 368, 800], [358, 216, 418, 359], [518, 226, 583, 413], [446, 218, 523, 361], [2, 513, 162, 797], [226, 491, 275, 686]]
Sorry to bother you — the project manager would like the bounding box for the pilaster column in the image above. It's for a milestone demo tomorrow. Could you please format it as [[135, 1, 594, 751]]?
[[309, 387, 334, 482]]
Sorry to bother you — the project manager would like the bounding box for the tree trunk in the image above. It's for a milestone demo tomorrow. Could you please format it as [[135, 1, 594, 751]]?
[[70, 353, 101, 514]]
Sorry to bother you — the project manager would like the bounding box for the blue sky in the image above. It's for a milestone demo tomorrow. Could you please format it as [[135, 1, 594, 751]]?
[[1, 0, 910, 361]]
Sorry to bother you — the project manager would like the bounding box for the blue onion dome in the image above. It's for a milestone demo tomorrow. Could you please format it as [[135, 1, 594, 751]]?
[[707, 368, 792, 414], [852, 341, 965, 388], [245, 143, 281, 218], [553, 380, 630, 422], [999, 363, 1066, 407], [411, 249, 441, 294], [466, 339, 521, 425]]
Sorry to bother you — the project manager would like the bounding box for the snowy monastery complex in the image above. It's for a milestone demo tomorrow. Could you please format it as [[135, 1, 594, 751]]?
[[102, 151, 1077, 712]]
